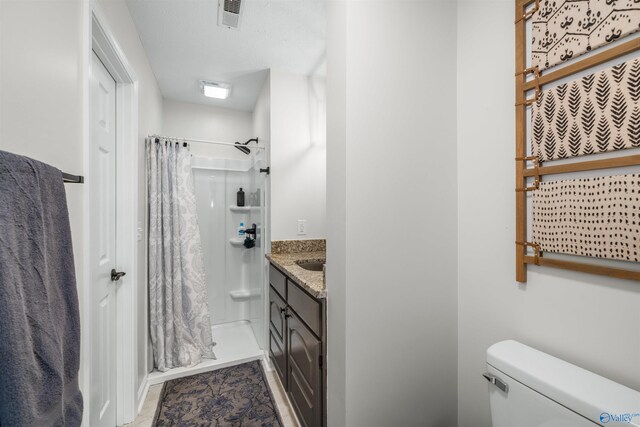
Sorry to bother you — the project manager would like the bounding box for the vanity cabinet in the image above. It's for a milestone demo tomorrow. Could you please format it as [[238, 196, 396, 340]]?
[[269, 264, 326, 427], [269, 287, 287, 381]]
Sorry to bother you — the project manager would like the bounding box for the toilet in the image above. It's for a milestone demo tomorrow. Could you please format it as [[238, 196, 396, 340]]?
[[485, 340, 640, 427]]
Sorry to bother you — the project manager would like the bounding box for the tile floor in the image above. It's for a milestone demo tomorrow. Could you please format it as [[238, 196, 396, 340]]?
[[125, 358, 300, 427]]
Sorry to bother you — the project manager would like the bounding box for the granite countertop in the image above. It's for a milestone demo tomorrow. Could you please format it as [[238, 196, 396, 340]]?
[[266, 250, 326, 299]]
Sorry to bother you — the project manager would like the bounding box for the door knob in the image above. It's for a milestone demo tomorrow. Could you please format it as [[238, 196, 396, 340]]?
[[111, 269, 126, 281]]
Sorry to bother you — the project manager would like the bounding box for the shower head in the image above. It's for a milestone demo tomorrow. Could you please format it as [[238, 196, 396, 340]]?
[[234, 142, 251, 155], [234, 138, 259, 155]]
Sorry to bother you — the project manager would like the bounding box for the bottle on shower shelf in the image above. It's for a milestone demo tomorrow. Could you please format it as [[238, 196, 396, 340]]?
[[237, 187, 245, 207], [238, 222, 245, 239]]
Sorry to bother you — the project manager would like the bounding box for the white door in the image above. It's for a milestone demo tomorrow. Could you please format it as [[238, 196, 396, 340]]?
[[89, 52, 119, 427]]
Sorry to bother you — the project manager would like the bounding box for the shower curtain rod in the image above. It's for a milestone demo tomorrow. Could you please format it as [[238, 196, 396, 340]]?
[[148, 134, 265, 150]]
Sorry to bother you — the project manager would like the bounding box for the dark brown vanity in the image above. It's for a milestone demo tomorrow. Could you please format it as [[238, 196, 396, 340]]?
[[268, 263, 326, 427]]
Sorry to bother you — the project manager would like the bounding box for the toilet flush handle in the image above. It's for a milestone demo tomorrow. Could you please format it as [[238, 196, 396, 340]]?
[[482, 372, 509, 393]]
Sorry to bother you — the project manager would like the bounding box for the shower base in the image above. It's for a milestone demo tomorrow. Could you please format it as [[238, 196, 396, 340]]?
[[147, 320, 264, 386]]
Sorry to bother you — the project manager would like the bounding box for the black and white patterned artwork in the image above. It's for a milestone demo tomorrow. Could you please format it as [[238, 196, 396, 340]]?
[[531, 57, 640, 162], [532, 174, 640, 262], [532, 0, 640, 71]]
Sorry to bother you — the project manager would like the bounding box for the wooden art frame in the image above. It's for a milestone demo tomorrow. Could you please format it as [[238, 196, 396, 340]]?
[[515, 0, 640, 282]]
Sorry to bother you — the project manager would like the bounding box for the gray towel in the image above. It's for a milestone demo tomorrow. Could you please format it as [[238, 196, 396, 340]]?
[[0, 150, 83, 426]]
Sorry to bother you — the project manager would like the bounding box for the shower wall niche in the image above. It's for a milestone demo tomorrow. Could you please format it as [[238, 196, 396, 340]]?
[[192, 154, 266, 349]]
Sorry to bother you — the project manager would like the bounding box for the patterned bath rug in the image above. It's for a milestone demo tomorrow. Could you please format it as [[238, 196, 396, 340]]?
[[152, 361, 283, 427]]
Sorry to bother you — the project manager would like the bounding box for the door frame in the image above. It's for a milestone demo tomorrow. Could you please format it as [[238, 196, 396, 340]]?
[[84, 3, 140, 425]]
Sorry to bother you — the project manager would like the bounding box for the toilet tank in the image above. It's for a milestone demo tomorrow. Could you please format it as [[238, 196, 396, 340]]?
[[485, 340, 640, 427]]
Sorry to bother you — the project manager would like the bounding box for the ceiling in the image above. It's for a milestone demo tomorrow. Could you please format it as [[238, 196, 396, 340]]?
[[126, 0, 326, 111]]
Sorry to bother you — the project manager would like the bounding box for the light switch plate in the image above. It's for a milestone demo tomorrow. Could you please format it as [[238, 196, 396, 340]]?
[[297, 219, 307, 235]]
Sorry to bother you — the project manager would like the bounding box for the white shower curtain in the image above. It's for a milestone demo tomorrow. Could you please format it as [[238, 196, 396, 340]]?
[[147, 138, 215, 371]]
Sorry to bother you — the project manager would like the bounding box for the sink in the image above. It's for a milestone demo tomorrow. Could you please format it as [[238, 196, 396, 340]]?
[[297, 261, 325, 272]]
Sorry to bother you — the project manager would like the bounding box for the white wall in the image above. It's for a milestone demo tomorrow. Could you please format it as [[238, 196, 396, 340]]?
[[326, 1, 459, 425], [325, 1, 347, 423], [0, 1, 85, 284], [456, 1, 640, 426], [0, 0, 87, 418], [162, 99, 255, 160], [253, 72, 271, 157], [270, 70, 327, 240]]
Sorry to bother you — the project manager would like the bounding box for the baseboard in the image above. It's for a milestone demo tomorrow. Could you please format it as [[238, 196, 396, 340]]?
[[264, 359, 302, 427], [137, 375, 150, 415], [262, 351, 275, 372]]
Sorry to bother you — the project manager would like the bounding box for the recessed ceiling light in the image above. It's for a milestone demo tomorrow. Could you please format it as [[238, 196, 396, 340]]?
[[200, 81, 231, 99]]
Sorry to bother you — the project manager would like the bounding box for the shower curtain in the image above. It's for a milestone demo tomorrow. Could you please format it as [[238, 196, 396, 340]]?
[[147, 138, 215, 371]]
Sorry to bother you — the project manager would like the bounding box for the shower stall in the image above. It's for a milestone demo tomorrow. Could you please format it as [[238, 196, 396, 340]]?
[[148, 141, 268, 383]]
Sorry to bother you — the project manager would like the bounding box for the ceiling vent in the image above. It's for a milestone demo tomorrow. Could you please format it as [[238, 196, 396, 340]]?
[[218, 0, 243, 30]]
